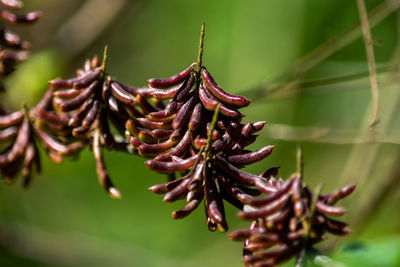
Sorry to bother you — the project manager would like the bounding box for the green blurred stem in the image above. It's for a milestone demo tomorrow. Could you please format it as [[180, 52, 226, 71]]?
[[101, 45, 109, 79], [295, 145, 303, 179], [205, 104, 220, 156], [245, 0, 400, 99], [356, 0, 380, 127], [197, 23, 205, 69]]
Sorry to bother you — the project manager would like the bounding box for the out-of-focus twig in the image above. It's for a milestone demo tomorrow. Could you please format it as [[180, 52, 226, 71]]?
[[262, 65, 399, 101], [356, 0, 380, 127], [337, 11, 400, 242], [243, 0, 400, 100], [261, 123, 400, 145], [54, 0, 132, 58]]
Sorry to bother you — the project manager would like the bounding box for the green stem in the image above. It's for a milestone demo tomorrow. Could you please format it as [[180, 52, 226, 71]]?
[[101, 45, 109, 79], [296, 145, 303, 179], [205, 104, 220, 156], [197, 23, 205, 69]]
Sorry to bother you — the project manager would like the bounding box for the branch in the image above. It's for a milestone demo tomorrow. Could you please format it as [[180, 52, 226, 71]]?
[[244, 0, 400, 99], [356, 0, 380, 127], [261, 123, 400, 145]]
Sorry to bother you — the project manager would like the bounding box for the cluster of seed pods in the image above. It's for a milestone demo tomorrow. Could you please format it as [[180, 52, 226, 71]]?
[[0, 108, 39, 186], [0, 0, 40, 77], [0, 85, 87, 186], [129, 63, 277, 231], [229, 173, 356, 267], [43, 55, 159, 198]]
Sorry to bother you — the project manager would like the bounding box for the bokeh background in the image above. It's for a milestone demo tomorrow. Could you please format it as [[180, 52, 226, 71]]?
[[1, 0, 400, 266]]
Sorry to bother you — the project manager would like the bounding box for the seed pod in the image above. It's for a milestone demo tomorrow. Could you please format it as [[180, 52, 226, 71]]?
[[172, 191, 204, 219], [172, 93, 196, 129], [147, 64, 194, 89], [110, 82, 137, 106], [205, 167, 227, 231], [0, 125, 18, 141], [216, 156, 266, 185], [151, 85, 180, 99], [33, 124, 84, 155], [6, 117, 30, 161], [198, 84, 241, 118], [35, 107, 70, 125], [93, 129, 121, 199], [145, 154, 198, 173], [50, 69, 99, 89], [175, 74, 195, 102], [137, 118, 171, 130], [68, 98, 93, 127], [73, 68, 101, 89], [201, 68, 251, 107], [138, 139, 176, 156], [149, 177, 186, 194], [82, 100, 99, 128], [0, 110, 23, 128], [163, 176, 191, 202], [227, 145, 274, 166], [59, 80, 99, 112], [188, 103, 202, 131]]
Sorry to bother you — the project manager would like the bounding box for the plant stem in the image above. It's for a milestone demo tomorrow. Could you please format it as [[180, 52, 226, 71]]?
[[244, 0, 400, 99], [295, 248, 306, 267], [356, 0, 380, 127], [101, 45, 109, 79], [296, 184, 323, 267], [197, 23, 205, 69], [295, 145, 303, 179], [205, 104, 220, 156]]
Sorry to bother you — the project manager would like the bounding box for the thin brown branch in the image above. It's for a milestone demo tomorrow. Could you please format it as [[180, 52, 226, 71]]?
[[261, 123, 400, 145], [243, 0, 400, 100], [357, 0, 380, 127]]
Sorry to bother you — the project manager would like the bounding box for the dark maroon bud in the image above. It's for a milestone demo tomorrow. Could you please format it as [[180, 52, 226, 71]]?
[[110, 82, 137, 106], [227, 145, 275, 166], [93, 130, 121, 199], [147, 64, 194, 89], [145, 154, 198, 173], [0, 126, 18, 141], [82, 100, 99, 128], [72, 67, 101, 89], [0, 110, 23, 128], [238, 194, 289, 220], [148, 177, 186, 194], [59, 81, 99, 112], [188, 103, 202, 131], [172, 191, 204, 219], [151, 85, 180, 99], [201, 68, 251, 107], [172, 94, 196, 129], [216, 156, 266, 185], [174, 74, 195, 102]]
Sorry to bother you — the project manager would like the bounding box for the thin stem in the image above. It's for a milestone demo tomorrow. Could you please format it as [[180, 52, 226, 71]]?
[[205, 104, 220, 155], [101, 45, 109, 79], [243, 0, 400, 99], [295, 248, 306, 267], [296, 184, 323, 267], [197, 23, 205, 69], [356, 0, 380, 127], [295, 145, 303, 179]]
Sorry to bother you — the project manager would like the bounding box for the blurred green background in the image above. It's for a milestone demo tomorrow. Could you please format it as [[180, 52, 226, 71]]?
[[1, 0, 400, 266]]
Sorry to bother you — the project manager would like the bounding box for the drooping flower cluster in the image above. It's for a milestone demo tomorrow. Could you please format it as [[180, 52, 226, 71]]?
[[38, 54, 161, 198], [134, 64, 276, 231], [0, 0, 40, 77], [229, 173, 356, 267]]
